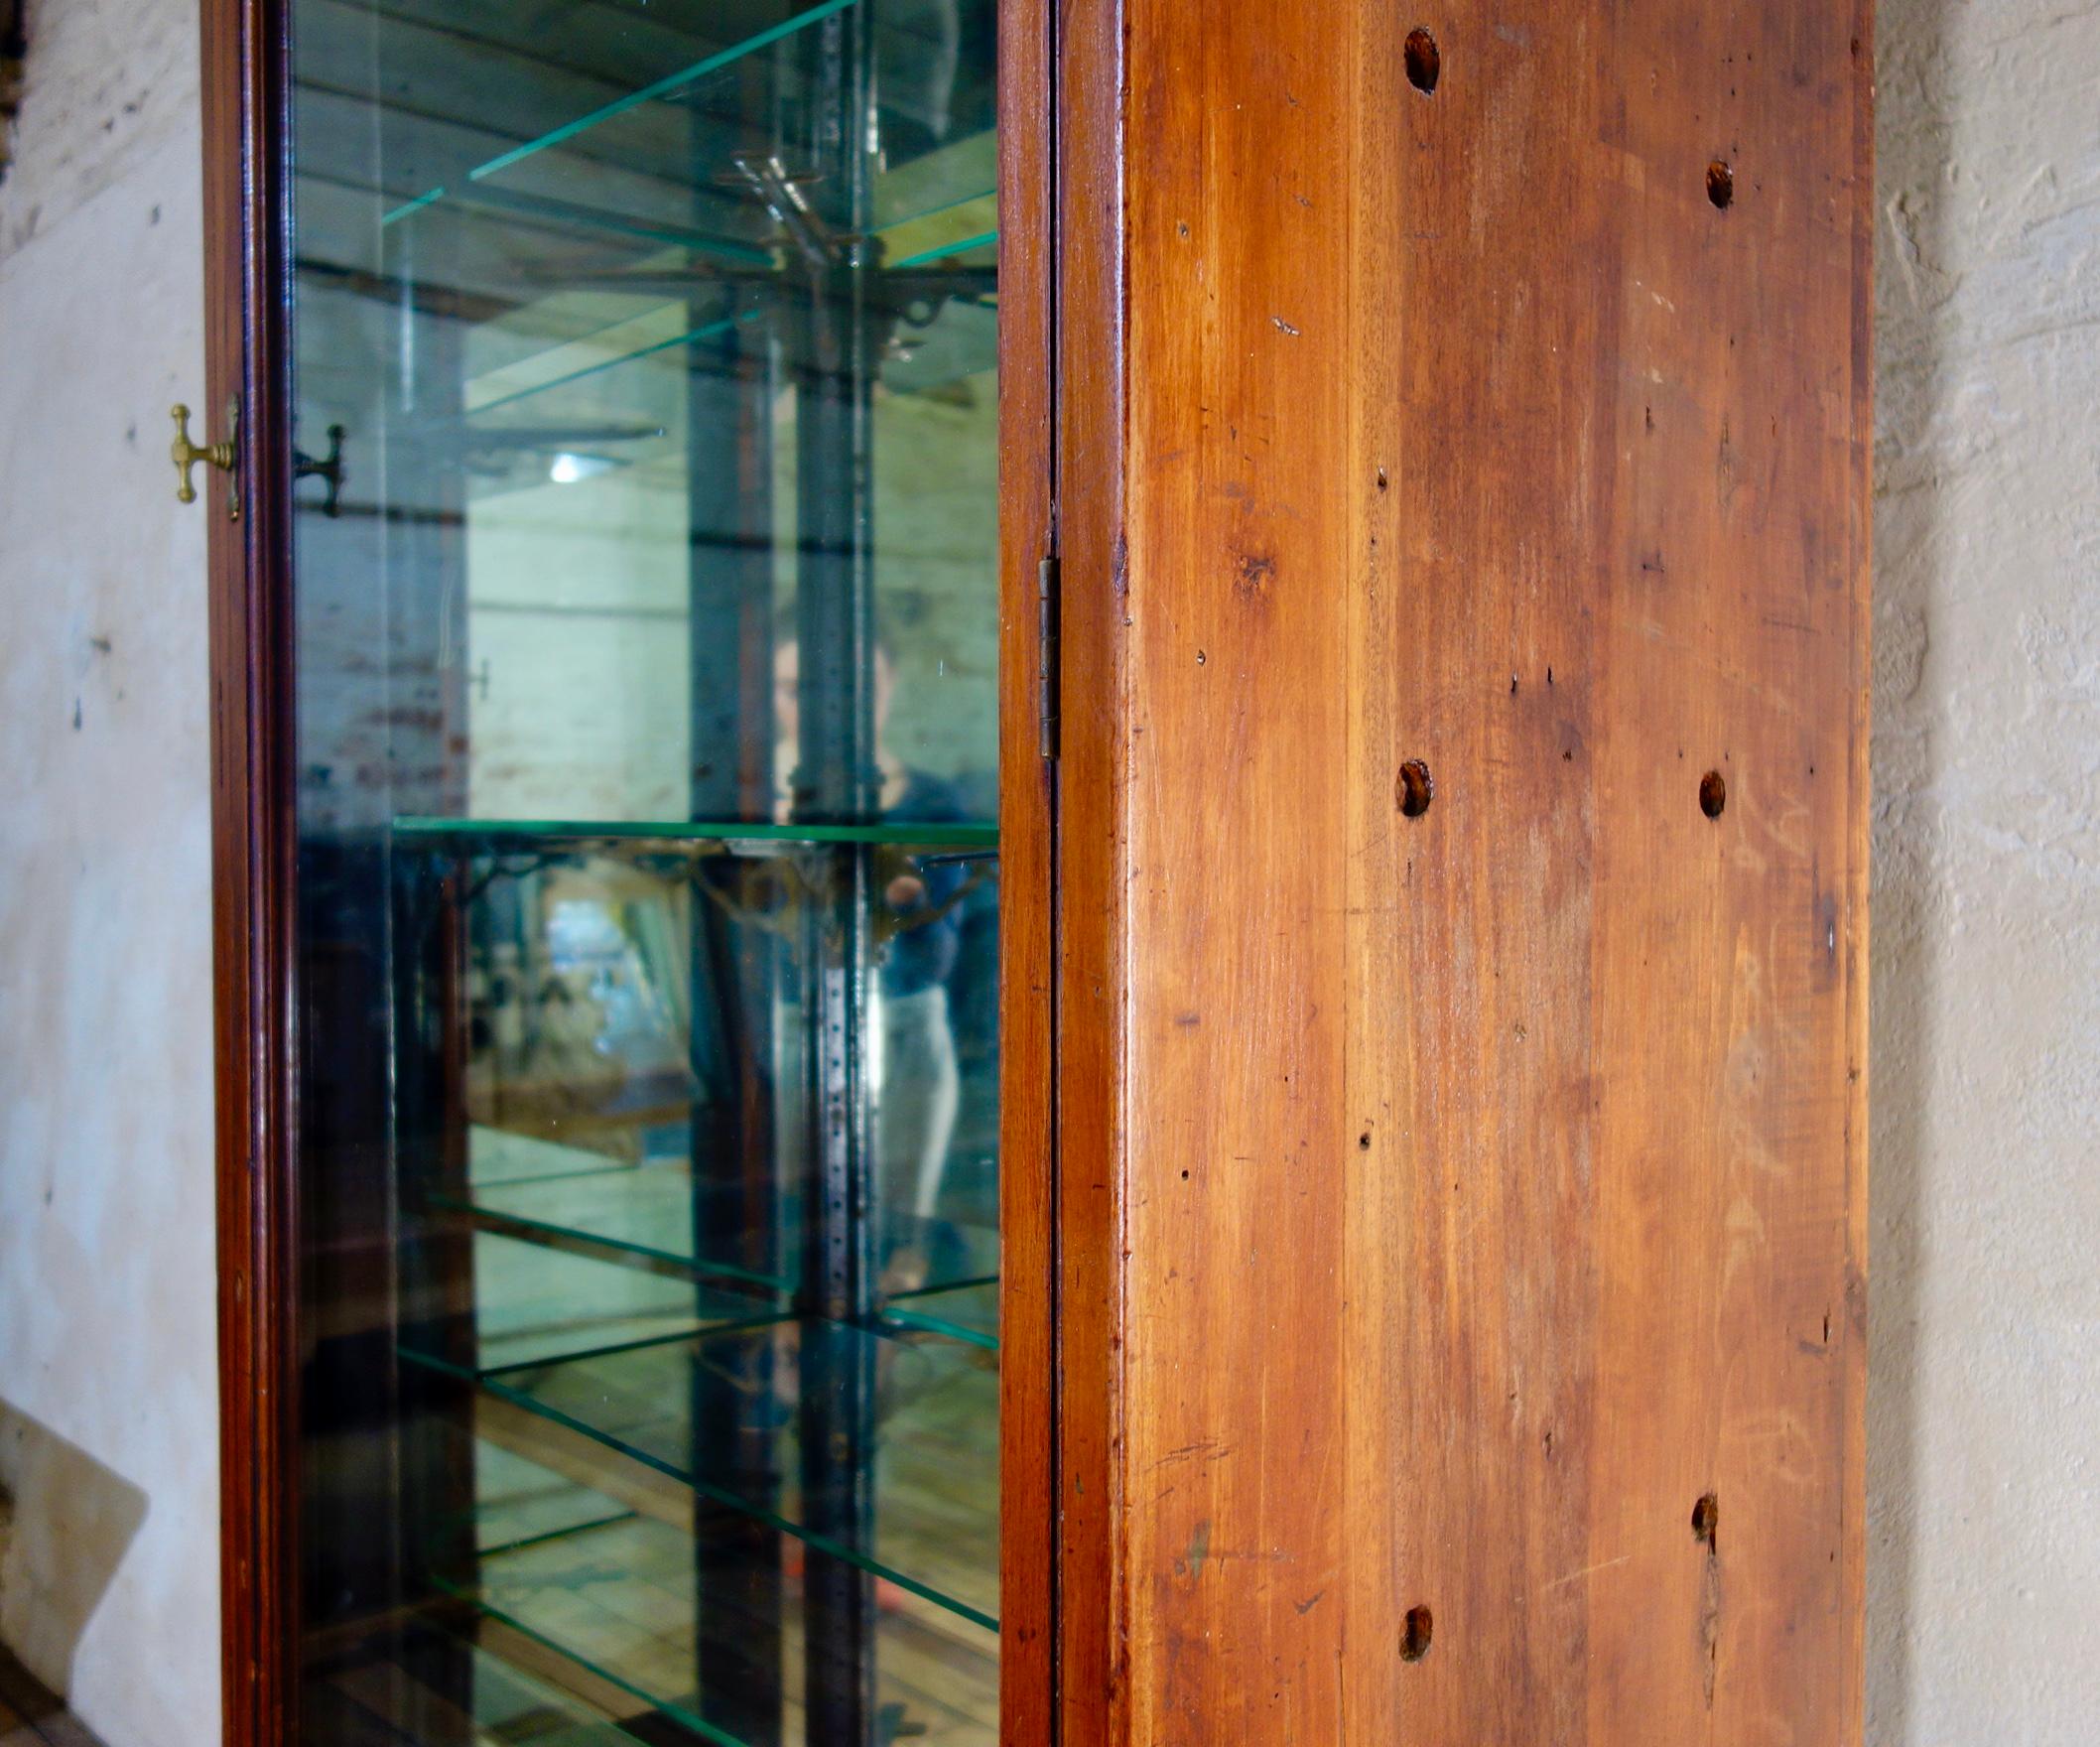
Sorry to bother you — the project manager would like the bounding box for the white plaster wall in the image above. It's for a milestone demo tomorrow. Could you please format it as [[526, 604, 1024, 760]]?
[[1872, 1, 2100, 1741], [0, 2, 220, 1744]]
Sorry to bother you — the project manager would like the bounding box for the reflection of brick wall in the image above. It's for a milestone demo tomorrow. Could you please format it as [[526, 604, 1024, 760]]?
[[468, 459, 694, 822], [870, 377, 1000, 794], [296, 278, 466, 830], [289, 217, 1001, 828], [460, 366, 999, 824]]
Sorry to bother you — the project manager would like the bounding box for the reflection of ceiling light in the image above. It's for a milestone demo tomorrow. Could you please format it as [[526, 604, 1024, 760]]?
[[548, 452, 616, 484]]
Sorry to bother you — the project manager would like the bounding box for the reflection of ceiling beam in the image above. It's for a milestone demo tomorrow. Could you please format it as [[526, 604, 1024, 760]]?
[[298, 2, 701, 200], [294, 0, 992, 221], [294, 82, 718, 236], [295, 255, 524, 325], [358, 0, 834, 96], [357, 0, 965, 104], [287, 0, 1001, 332], [329, 0, 713, 126], [300, 1, 964, 172]]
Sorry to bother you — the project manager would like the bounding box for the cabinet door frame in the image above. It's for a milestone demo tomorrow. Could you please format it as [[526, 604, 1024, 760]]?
[[199, 2, 1068, 1743], [996, 0, 1061, 1736], [201, 0, 299, 1740]]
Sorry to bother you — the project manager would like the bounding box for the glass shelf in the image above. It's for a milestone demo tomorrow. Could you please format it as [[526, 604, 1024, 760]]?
[[431, 1142, 997, 1313], [407, 1312, 998, 1632], [402, 1231, 788, 1377], [309, 1615, 664, 1747], [432, 1156, 796, 1297], [290, 175, 762, 371], [373, 0, 1001, 279], [879, 1278, 997, 1352], [872, 130, 997, 234], [356, 152, 993, 397], [463, 1436, 645, 1557], [465, 1127, 649, 1191], [395, 816, 998, 849], [388, 181, 777, 264], [377, 0, 857, 231], [356, 0, 999, 425], [370, 1425, 996, 1745], [444, 1449, 996, 1746], [444, 268, 995, 436], [464, 307, 755, 422]]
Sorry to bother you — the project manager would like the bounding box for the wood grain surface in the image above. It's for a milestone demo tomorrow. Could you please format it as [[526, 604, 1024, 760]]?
[[201, 2, 302, 1744], [997, 0, 1059, 1737], [1052, 2, 1872, 1740], [1048, 0, 1136, 1738]]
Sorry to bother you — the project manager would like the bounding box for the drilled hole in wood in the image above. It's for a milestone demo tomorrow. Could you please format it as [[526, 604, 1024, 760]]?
[[1692, 1494, 1720, 1545], [1404, 29, 1440, 94], [1401, 1605, 1434, 1662], [1699, 769, 1727, 818], [1397, 759, 1435, 818], [1707, 160, 1735, 208]]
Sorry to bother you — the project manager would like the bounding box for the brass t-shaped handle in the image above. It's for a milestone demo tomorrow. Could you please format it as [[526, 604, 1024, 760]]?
[[172, 397, 241, 519]]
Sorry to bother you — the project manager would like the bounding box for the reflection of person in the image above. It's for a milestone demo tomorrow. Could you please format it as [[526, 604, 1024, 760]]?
[[773, 640, 964, 1294]]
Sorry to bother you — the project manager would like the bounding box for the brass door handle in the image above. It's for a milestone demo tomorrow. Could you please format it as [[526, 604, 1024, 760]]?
[[172, 396, 241, 519]]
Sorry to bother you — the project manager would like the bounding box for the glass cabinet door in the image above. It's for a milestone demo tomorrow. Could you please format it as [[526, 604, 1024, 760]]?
[[287, 7, 1000, 1743]]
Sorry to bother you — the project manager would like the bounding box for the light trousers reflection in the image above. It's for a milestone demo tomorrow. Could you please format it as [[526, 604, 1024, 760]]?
[[874, 984, 961, 1293]]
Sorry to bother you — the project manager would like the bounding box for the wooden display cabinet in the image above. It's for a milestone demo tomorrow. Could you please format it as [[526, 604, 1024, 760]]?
[[202, 3, 1872, 1745]]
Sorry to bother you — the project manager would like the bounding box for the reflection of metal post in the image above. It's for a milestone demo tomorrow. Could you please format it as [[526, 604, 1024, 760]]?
[[689, 312, 779, 825], [391, 849, 477, 1744], [385, 199, 476, 1736], [689, 879, 785, 1746], [283, 175, 477, 1708], [688, 81, 788, 1743], [794, 4, 880, 1741]]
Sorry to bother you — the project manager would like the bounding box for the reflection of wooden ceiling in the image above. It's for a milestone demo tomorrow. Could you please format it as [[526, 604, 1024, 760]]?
[[288, 2, 998, 502], [294, 0, 996, 292]]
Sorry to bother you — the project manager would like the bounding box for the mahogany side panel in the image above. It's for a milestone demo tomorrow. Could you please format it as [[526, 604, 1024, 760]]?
[[201, 1, 300, 1744], [1051, 0, 1133, 1741], [998, 0, 1059, 1735], [1095, 3, 1873, 1741]]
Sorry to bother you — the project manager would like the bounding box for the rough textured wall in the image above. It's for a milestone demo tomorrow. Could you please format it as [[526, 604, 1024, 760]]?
[[1872, 1, 2100, 1741], [0, 2, 219, 1744]]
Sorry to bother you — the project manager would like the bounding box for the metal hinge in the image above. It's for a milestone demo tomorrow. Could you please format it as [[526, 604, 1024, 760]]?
[[1037, 554, 1060, 760]]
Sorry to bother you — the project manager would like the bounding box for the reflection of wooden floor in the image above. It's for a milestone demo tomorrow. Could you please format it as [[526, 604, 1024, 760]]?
[[476, 1515, 995, 1745], [311, 1590, 993, 1747], [302, 1373, 997, 1747]]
